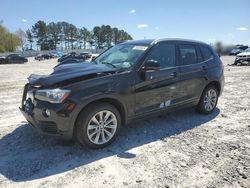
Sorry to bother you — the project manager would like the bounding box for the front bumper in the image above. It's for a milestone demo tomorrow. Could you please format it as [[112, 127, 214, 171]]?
[[19, 108, 73, 139], [235, 56, 250, 63], [20, 84, 75, 139]]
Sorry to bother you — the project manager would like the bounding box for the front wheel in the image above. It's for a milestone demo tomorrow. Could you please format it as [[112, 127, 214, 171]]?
[[197, 85, 219, 114], [74, 102, 121, 149]]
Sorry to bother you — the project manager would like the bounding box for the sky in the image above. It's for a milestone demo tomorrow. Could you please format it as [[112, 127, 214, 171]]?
[[0, 0, 250, 45]]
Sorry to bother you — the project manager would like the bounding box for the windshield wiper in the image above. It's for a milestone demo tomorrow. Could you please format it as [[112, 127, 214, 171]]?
[[100, 61, 117, 68]]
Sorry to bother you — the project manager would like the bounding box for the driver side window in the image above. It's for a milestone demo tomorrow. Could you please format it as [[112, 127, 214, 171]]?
[[146, 43, 176, 69]]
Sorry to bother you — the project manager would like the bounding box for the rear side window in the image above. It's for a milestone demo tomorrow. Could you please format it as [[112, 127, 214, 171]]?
[[178, 44, 198, 65], [200, 45, 213, 61], [146, 43, 175, 69]]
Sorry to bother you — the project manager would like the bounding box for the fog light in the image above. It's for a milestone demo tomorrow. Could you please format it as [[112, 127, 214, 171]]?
[[45, 109, 50, 116]]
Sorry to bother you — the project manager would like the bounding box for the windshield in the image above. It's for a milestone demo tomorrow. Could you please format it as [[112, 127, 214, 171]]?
[[93, 44, 148, 69], [245, 48, 250, 52]]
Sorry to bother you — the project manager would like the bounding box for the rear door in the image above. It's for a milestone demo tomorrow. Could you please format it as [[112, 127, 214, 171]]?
[[177, 43, 207, 103], [135, 42, 181, 115]]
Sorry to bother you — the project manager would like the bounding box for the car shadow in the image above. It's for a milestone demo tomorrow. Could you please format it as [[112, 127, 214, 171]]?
[[0, 108, 220, 182]]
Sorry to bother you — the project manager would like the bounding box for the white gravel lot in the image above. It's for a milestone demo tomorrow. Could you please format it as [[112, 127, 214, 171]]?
[[0, 56, 249, 188]]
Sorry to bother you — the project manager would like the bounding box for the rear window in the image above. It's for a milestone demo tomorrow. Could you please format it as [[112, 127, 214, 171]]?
[[200, 45, 213, 61], [178, 44, 198, 65]]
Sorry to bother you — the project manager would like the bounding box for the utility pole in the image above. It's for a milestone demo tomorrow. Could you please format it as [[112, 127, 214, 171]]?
[[10, 33, 13, 52]]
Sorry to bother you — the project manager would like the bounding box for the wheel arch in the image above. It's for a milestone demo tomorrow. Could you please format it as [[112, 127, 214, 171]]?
[[73, 96, 127, 133], [205, 81, 221, 95], [198, 80, 221, 104]]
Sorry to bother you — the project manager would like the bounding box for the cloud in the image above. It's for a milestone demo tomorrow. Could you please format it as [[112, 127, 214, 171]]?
[[137, 24, 149, 28], [129, 9, 136, 14], [236, 27, 248, 31], [21, 19, 28, 23], [154, 26, 159, 30]]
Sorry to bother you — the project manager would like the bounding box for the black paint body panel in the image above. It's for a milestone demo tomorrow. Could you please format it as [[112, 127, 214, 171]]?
[[20, 39, 224, 139]]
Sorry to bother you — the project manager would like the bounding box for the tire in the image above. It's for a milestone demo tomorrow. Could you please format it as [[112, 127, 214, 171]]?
[[74, 102, 121, 149], [233, 58, 240, 65], [196, 85, 219, 114]]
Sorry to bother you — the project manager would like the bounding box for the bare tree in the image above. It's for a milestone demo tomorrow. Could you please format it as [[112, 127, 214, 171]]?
[[15, 28, 27, 51], [26, 29, 34, 50]]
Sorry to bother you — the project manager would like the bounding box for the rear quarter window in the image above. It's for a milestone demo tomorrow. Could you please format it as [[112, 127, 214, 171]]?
[[200, 45, 213, 61]]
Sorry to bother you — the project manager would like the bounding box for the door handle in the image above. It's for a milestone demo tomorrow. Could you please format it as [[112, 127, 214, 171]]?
[[170, 72, 177, 77], [202, 65, 207, 71]]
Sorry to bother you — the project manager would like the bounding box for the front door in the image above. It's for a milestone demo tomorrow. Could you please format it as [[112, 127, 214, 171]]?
[[135, 42, 181, 115]]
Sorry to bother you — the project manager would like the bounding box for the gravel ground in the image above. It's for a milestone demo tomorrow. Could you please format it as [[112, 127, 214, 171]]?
[[0, 56, 249, 188]]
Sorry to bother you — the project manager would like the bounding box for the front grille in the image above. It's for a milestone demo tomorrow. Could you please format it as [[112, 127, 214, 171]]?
[[38, 121, 58, 134], [238, 55, 250, 58]]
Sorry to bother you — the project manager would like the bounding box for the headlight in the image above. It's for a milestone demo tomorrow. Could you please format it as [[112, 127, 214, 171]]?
[[35, 89, 71, 103]]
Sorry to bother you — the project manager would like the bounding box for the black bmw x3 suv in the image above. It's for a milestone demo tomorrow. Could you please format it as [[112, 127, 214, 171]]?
[[20, 39, 224, 148]]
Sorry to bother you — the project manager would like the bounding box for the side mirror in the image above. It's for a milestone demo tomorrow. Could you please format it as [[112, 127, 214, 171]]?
[[142, 59, 160, 71]]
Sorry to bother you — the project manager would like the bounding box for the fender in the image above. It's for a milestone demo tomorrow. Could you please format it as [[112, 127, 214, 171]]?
[[68, 93, 129, 131]]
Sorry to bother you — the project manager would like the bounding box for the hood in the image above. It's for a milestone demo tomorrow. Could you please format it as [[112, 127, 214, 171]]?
[[237, 52, 250, 56], [28, 62, 115, 87]]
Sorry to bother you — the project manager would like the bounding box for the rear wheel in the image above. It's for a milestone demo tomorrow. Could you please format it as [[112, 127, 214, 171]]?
[[197, 85, 218, 114], [233, 58, 240, 65], [74, 102, 121, 149]]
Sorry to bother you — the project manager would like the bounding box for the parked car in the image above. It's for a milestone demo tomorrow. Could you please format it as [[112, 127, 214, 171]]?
[[0, 54, 28, 64], [48, 53, 56, 58], [55, 51, 64, 58], [57, 55, 67, 62], [35, 54, 45, 61], [20, 39, 224, 149], [57, 52, 77, 62], [88, 53, 99, 62], [35, 53, 55, 61], [54, 58, 82, 68], [55, 53, 100, 68], [233, 48, 250, 66], [57, 54, 67, 62], [236, 45, 248, 51], [229, 48, 243, 55], [80, 52, 90, 56], [57, 52, 90, 62], [0, 56, 5, 64]]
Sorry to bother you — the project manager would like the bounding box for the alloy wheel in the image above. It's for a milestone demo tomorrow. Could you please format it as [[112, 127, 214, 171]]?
[[87, 110, 117, 145], [204, 89, 217, 111]]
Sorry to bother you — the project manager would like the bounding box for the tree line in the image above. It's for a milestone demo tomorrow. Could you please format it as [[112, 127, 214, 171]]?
[[0, 23, 21, 52], [0, 20, 133, 52], [27, 20, 133, 51]]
